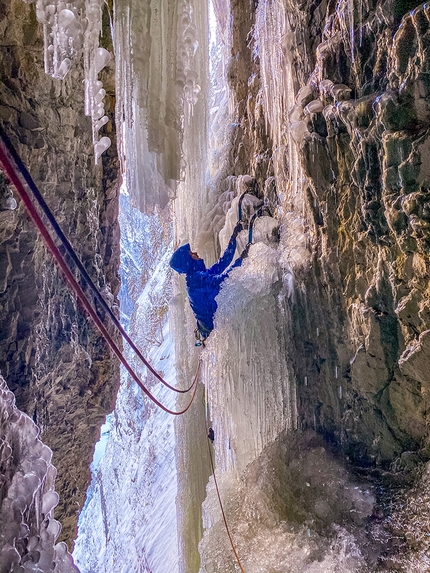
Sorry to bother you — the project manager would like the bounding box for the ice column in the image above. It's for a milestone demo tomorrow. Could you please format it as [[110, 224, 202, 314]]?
[[83, 0, 111, 164], [254, 0, 310, 268], [115, 0, 203, 212]]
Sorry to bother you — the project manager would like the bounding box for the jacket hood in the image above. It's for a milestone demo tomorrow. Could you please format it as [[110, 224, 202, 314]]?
[[169, 243, 206, 275]]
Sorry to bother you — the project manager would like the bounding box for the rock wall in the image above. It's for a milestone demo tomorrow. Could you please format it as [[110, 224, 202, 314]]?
[[225, 0, 430, 473], [210, 0, 430, 565], [0, 0, 120, 547]]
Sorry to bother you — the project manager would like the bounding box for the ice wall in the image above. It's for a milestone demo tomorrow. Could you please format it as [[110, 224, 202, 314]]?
[[203, 240, 293, 473], [253, 0, 311, 270], [115, 0, 207, 212], [73, 194, 179, 573], [172, 1, 374, 571], [0, 375, 79, 573]]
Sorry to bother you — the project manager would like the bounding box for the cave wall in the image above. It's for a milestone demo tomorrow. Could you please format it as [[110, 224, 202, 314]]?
[[222, 0, 430, 471], [0, 0, 120, 546]]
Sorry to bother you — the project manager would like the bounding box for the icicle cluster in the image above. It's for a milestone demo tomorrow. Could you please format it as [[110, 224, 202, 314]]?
[[115, 0, 204, 212], [22, 0, 111, 163], [0, 376, 79, 573]]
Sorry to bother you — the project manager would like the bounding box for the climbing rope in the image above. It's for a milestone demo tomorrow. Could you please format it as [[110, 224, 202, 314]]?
[[204, 397, 245, 572], [0, 136, 200, 416], [0, 130, 195, 395]]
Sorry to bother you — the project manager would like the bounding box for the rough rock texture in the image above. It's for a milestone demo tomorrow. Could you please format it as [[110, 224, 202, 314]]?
[[285, 0, 430, 467], [215, 0, 430, 567], [227, 0, 430, 467], [0, 0, 120, 547]]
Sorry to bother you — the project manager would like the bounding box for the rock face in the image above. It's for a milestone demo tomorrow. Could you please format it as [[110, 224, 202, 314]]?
[[0, 0, 120, 547], [224, 0, 430, 471], [2, 0, 430, 568], [198, 0, 430, 568]]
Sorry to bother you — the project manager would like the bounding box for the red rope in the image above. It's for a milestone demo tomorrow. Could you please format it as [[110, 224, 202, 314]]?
[[206, 430, 245, 572], [0, 143, 200, 416], [0, 130, 194, 395]]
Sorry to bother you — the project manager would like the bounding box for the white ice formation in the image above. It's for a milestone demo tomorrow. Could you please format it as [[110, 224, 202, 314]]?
[[115, 0, 206, 211], [73, 201, 179, 573], [22, 0, 111, 163], [0, 376, 79, 573]]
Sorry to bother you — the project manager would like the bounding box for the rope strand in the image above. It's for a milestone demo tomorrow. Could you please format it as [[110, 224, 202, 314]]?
[[204, 388, 245, 573], [0, 140, 200, 416], [0, 129, 194, 394]]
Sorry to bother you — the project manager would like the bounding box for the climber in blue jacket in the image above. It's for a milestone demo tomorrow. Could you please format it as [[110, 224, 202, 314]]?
[[170, 222, 249, 343]]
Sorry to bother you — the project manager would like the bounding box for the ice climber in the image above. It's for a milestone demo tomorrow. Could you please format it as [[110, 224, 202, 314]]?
[[169, 222, 249, 344]]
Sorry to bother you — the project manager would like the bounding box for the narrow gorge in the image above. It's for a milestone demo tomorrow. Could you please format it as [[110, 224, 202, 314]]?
[[1, 0, 430, 571]]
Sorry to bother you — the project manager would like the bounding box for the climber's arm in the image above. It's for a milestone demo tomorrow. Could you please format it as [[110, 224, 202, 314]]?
[[207, 223, 243, 275]]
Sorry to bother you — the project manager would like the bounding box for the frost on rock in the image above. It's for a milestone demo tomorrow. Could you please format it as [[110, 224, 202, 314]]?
[[22, 0, 111, 163], [115, 0, 207, 212], [0, 375, 79, 573]]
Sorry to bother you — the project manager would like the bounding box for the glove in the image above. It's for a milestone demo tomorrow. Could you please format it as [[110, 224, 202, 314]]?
[[232, 221, 244, 238], [240, 243, 251, 259]]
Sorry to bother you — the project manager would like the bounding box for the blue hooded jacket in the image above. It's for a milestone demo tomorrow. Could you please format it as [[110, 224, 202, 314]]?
[[169, 235, 243, 337]]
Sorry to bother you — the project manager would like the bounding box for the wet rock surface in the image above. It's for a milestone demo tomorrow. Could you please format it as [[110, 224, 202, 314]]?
[[0, 0, 120, 547]]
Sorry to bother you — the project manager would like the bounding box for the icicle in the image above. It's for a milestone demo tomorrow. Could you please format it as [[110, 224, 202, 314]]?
[[26, 0, 112, 163], [349, 0, 355, 62], [0, 376, 77, 572], [94, 136, 111, 164]]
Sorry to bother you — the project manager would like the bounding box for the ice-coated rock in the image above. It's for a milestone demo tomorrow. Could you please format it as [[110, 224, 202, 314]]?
[[290, 120, 309, 143], [319, 78, 334, 94], [331, 83, 352, 101], [57, 58, 72, 79], [0, 375, 77, 572], [289, 104, 303, 122], [58, 9, 75, 28], [296, 85, 313, 106], [94, 136, 111, 164], [42, 490, 59, 516], [94, 115, 108, 132], [304, 99, 324, 114]]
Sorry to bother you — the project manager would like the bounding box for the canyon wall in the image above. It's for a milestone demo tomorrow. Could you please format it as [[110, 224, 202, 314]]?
[[194, 0, 430, 568], [224, 0, 430, 480], [0, 0, 120, 546]]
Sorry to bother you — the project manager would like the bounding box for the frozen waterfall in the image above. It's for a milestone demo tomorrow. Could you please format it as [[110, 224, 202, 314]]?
[[39, 0, 430, 571]]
